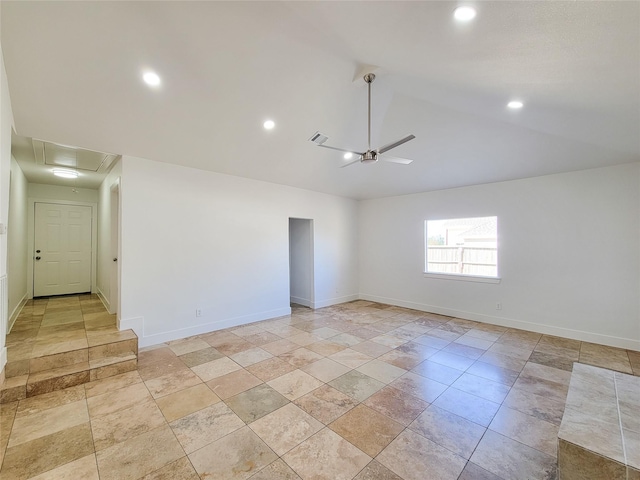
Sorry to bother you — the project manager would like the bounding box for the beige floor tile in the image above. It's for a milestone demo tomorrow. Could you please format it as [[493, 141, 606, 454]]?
[[489, 405, 559, 457], [329, 348, 373, 369], [283, 428, 371, 480], [178, 347, 224, 367], [432, 387, 500, 427], [429, 350, 476, 371], [356, 359, 407, 384], [409, 405, 486, 459], [278, 347, 324, 368], [377, 429, 467, 480], [479, 350, 528, 372], [0, 423, 94, 479], [328, 370, 385, 402], [450, 372, 511, 403], [190, 356, 241, 382], [306, 339, 348, 356], [512, 374, 569, 403], [15, 384, 85, 417], [458, 462, 503, 480], [301, 358, 351, 383], [137, 347, 177, 369], [350, 340, 392, 358], [188, 426, 277, 479], [96, 425, 184, 480], [169, 402, 245, 453], [329, 404, 404, 457], [261, 338, 302, 356], [87, 381, 152, 417], [138, 356, 190, 381], [467, 360, 520, 386], [145, 369, 202, 398], [503, 385, 565, 425], [140, 456, 200, 480], [363, 385, 428, 426], [9, 399, 89, 448], [167, 338, 211, 356], [248, 458, 302, 480], [246, 357, 297, 382], [521, 362, 572, 385], [353, 460, 403, 480], [470, 430, 557, 480], [225, 384, 289, 423], [230, 347, 273, 367], [411, 359, 464, 385], [268, 369, 324, 401], [294, 384, 359, 425], [579, 342, 633, 374], [206, 369, 262, 399], [91, 399, 166, 450], [250, 403, 323, 456], [388, 371, 447, 403], [28, 453, 99, 480], [84, 370, 142, 398], [155, 383, 220, 422]]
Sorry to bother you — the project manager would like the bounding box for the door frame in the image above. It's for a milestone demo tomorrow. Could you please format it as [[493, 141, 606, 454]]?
[[27, 198, 98, 299], [288, 217, 315, 308], [109, 179, 120, 318]]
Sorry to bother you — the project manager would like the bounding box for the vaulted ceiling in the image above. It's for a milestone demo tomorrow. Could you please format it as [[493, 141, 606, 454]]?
[[2, 1, 639, 199]]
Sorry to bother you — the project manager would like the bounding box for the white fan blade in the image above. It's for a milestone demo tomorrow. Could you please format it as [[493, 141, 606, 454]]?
[[318, 144, 365, 156], [376, 134, 415, 154], [340, 157, 362, 168], [380, 156, 413, 165]]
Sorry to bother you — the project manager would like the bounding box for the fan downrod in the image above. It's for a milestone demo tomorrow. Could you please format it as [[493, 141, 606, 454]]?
[[364, 73, 376, 84]]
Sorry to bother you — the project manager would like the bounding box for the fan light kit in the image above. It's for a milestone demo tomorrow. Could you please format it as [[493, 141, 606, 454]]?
[[309, 73, 416, 168], [53, 169, 79, 179], [454, 6, 477, 21], [143, 71, 161, 87], [508, 100, 524, 109]]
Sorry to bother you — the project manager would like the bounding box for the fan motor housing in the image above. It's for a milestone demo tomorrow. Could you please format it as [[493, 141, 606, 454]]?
[[362, 151, 378, 163]]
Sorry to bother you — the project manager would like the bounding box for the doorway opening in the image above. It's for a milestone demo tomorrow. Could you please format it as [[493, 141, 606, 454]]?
[[288, 218, 314, 308]]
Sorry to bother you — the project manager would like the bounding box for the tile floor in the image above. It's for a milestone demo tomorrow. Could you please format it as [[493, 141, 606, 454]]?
[[1, 300, 638, 479]]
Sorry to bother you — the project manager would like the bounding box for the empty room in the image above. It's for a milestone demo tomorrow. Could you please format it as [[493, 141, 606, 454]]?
[[0, 2, 638, 480]]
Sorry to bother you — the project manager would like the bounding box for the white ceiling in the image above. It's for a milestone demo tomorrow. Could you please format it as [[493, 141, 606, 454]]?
[[2, 1, 639, 199]]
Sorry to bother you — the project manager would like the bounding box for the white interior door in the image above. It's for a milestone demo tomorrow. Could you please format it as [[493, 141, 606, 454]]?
[[34, 203, 92, 297]]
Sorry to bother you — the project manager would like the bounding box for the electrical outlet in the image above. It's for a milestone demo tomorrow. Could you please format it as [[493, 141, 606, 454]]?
[[496, 302, 502, 310], [196, 309, 202, 317]]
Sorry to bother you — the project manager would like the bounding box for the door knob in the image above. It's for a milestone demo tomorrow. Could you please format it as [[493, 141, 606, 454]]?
[[35, 256, 41, 260]]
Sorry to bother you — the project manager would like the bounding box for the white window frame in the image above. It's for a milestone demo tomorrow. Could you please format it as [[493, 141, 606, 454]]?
[[423, 217, 501, 284]]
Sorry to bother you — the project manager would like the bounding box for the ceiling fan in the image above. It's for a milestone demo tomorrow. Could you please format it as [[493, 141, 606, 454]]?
[[309, 73, 415, 168]]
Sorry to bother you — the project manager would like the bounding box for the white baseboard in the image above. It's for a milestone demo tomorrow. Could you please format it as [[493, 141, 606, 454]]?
[[0, 346, 6, 379], [8, 294, 28, 333], [290, 296, 312, 308], [313, 294, 359, 309], [122, 306, 293, 348], [96, 288, 111, 313], [359, 293, 640, 352]]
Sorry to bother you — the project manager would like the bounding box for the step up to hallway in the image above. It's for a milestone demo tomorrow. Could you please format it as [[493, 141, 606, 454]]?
[[1, 295, 138, 403]]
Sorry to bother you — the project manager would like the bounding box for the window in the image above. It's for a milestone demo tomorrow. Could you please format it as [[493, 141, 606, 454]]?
[[425, 216, 498, 280]]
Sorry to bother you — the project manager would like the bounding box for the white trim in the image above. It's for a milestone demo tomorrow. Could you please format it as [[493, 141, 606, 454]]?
[[27, 198, 98, 298], [8, 293, 27, 333], [359, 293, 640, 352], [291, 296, 312, 308], [423, 272, 501, 284], [96, 287, 111, 313], [0, 347, 6, 380], [313, 294, 359, 309], [122, 306, 293, 348]]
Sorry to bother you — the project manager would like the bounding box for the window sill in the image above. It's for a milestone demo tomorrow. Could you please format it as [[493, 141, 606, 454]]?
[[423, 272, 501, 284]]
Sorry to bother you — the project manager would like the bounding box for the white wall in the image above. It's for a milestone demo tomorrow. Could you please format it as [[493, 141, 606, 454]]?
[[289, 218, 313, 307], [96, 160, 122, 312], [28, 183, 98, 204], [7, 156, 27, 329], [119, 156, 358, 347], [0, 44, 14, 375], [359, 163, 640, 350]]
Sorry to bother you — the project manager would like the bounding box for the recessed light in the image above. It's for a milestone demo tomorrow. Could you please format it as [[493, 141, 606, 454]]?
[[53, 169, 78, 179], [454, 6, 476, 21], [344, 152, 353, 160], [263, 119, 275, 130], [143, 71, 161, 87], [507, 100, 524, 109]]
